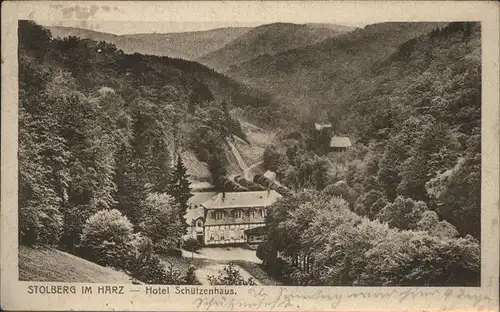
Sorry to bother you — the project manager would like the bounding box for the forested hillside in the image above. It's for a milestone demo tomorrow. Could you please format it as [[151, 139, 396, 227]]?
[[18, 19, 482, 287], [227, 22, 446, 123], [17, 20, 268, 284], [197, 23, 356, 72], [256, 22, 481, 286], [48, 25, 251, 60]]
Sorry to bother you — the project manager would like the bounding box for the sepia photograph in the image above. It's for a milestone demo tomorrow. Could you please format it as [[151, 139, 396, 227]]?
[[17, 17, 482, 287], [2, 1, 499, 311]]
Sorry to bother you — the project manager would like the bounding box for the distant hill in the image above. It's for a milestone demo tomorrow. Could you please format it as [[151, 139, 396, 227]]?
[[225, 22, 447, 124], [197, 23, 356, 72], [47, 26, 251, 60], [19, 246, 134, 283]]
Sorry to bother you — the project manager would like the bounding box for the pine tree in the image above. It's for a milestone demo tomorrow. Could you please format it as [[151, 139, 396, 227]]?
[[166, 156, 193, 233]]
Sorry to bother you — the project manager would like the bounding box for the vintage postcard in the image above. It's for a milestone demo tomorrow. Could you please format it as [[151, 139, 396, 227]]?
[[1, 1, 499, 311]]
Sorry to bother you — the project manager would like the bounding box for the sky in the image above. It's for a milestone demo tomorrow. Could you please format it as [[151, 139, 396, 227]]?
[[35, 20, 273, 35], [24, 1, 491, 36], [31, 2, 373, 35]]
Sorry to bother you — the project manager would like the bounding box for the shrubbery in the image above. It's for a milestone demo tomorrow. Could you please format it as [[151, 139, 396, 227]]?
[[207, 263, 257, 286], [80, 209, 134, 270], [183, 237, 201, 252], [127, 234, 171, 284], [260, 193, 480, 286], [139, 194, 184, 255]]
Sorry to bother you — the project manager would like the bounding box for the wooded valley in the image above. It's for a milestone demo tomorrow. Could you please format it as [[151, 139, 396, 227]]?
[[18, 20, 481, 286]]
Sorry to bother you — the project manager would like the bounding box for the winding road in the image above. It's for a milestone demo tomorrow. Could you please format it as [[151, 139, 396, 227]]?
[[225, 137, 262, 181]]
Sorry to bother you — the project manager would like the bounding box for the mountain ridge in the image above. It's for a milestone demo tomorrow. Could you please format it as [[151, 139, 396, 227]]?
[[197, 22, 357, 72], [47, 25, 252, 60], [225, 22, 448, 124]]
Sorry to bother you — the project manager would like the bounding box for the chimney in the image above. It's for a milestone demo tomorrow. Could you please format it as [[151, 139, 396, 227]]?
[[222, 190, 226, 202]]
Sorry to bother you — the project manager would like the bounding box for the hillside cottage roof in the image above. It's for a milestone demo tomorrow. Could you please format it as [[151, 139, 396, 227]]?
[[185, 207, 205, 225], [330, 136, 352, 148], [188, 192, 217, 207], [201, 190, 282, 210], [315, 123, 332, 131]]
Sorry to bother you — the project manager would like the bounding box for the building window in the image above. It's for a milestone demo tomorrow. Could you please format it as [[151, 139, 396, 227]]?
[[234, 210, 242, 219], [261, 209, 267, 218], [215, 211, 224, 220], [250, 236, 254, 242], [250, 210, 255, 218], [196, 220, 203, 228]]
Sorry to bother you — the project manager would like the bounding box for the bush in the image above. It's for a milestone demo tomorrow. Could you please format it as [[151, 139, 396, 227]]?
[[19, 205, 63, 246], [80, 209, 134, 270], [376, 196, 427, 230], [184, 265, 201, 285], [321, 181, 357, 209], [127, 234, 172, 284], [256, 241, 277, 264], [183, 237, 201, 252], [207, 263, 257, 285]]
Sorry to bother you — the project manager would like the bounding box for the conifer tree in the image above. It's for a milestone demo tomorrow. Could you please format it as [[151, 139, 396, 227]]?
[[167, 156, 193, 233]]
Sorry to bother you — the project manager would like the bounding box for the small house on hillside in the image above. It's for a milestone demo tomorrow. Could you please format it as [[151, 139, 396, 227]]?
[[314, 123, 332, 131], [330, 136, 352, 151]]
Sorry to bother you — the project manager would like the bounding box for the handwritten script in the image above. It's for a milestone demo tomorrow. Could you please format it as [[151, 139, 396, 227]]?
[[192, 287, 494, 311]]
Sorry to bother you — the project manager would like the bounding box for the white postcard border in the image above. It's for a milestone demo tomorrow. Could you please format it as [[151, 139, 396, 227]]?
[[1, 1, 499, 311]]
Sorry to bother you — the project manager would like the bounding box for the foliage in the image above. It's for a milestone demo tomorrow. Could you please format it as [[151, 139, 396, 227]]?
[[234, 176, 266, 191], [139, 194, 184, 254], [18, 20, 261, 252], [438, 149, 481, 238], [127, 234, 171, 284], [376, 196, 428, 230], [207, 263, 257, 286], [321, 181, 358, 209], [184, 265, 201, 285], [164, 156, 193, 232], [260, 192, 479, 286], [80, 209, 134, 270], [183, 237, 201, 252], [355, 189, 387, 219]]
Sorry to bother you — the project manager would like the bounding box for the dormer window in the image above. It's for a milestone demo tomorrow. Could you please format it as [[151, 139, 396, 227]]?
[[215, 211, 224, 220]]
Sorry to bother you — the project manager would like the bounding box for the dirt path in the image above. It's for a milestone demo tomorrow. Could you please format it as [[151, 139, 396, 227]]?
[[226, 138, 249, 173], [195, 263, 262, 286], [246, 161, 263, 180], [181, 247, 262, 263]]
